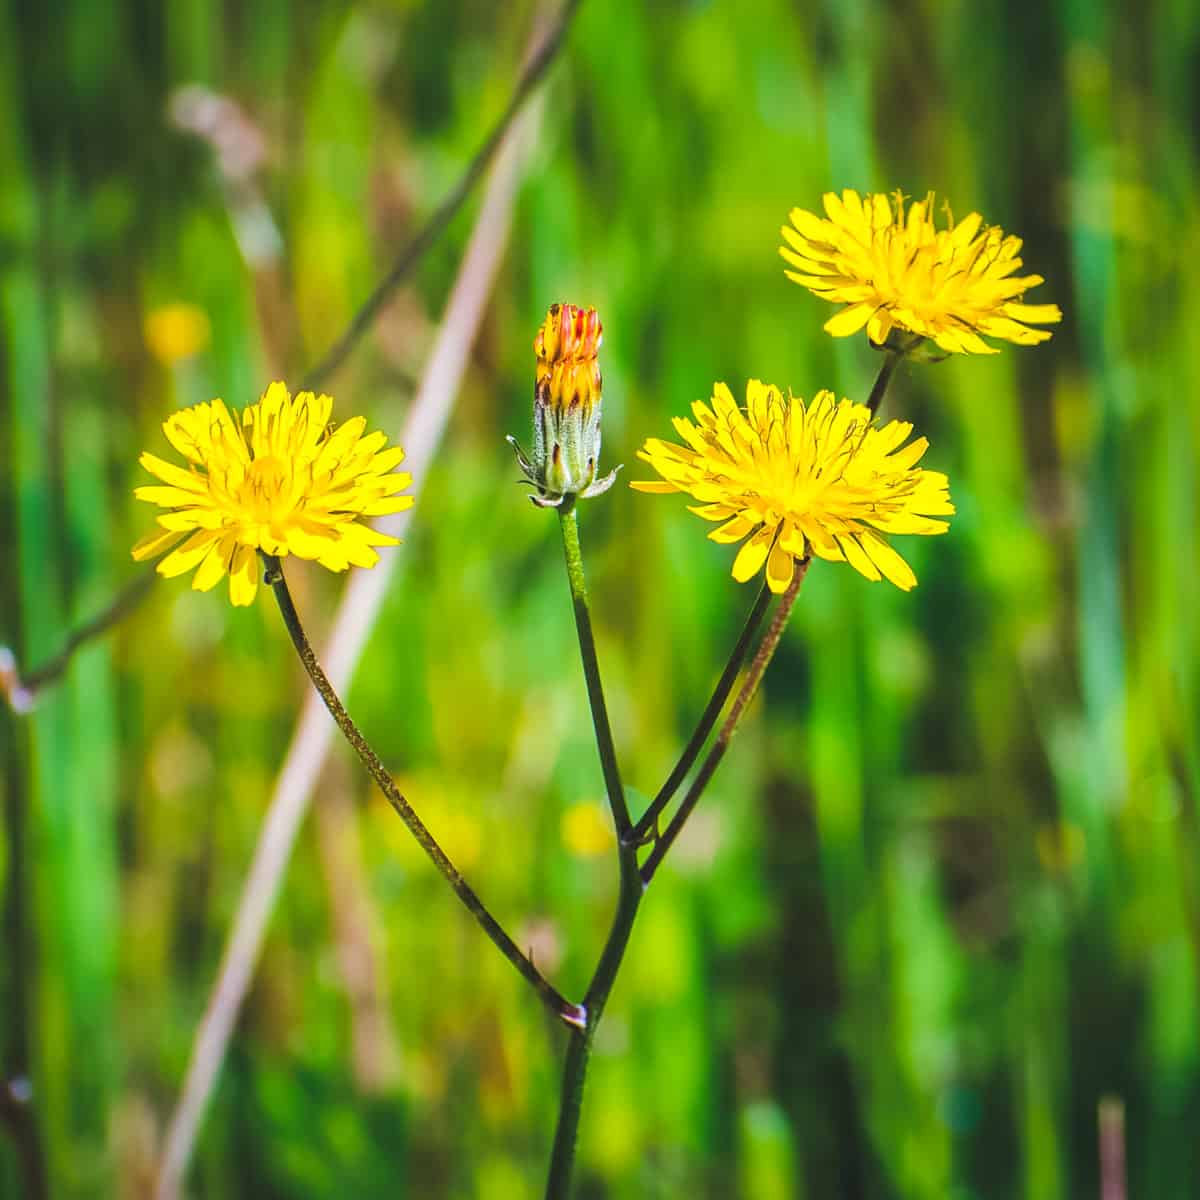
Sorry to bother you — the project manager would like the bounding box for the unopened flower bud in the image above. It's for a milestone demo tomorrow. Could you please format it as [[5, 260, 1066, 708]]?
[[508, 304, 620, 508]]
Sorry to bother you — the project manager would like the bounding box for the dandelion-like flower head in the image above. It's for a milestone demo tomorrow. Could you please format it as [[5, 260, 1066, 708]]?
[[132, 381, 413, 605], [780, 190, 1062, 354], [631, 381, 953, 592]]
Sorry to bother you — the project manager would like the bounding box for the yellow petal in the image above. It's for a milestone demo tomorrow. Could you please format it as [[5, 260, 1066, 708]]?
[[868, 419, 914, 456], [687, 503, 736, 522], [823, 303, 877, 337], [948, 211, 983, 246], [192, 536, 235, 592], [978, 317, 1053, 344], [369, 445, 408, 474], [131, 527, 181, 562], [867, 310, 894, 345], [887, 436, 930, 472], [858, 530, 917, 591], [340, 541, 381, 569], [1003, 302, 1062, 324], [778, 520, 806, 558], [138, 452, 208, 492], [822, 191, 847, 224], [134, 485, 206, 508], [787, 207, 832, 242], [361, 496, 414, 517], [710, 514, 761, 544], [765, 540, 795, 594], [803, 523, 845, 562], [158, 530, 221, 577], [838, 534, 881, 582], [730, 526, 774, 582], [227, 544, 259, 606]]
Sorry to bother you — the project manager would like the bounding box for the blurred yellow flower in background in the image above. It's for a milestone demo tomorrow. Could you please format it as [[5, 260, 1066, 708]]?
[[632, 381, 953, 592], [132, 381, 413, 605], [561, 802, 614, 859], [143, 302, 211, 365], [780, 190, 1062, 354]]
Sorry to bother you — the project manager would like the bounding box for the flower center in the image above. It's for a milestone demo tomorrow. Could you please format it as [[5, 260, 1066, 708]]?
[[237, 454, 294, 523]]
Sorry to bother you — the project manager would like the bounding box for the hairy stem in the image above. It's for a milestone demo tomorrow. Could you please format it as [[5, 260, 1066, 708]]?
[[557, 502, 633, 842], [866, 333, 923, 416], [264, 553, 583, 1028], [545, 500, 644, 1197], [866, 350, 902, 416], [544, 861, 641, 1197], [633, 580, 772, 842], [641, 560, 810, 884]]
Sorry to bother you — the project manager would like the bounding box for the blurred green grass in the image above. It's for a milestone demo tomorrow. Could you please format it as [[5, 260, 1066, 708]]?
[[2, 0, 1198, 1196]]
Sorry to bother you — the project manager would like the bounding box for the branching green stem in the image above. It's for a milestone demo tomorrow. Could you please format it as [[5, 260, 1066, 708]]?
[[546, 501, 644, 1197], [641, 559, 810, 885], [638, 334, 910, 878], [633, 580, 772, 842], [263, 553, 584, 1029], [544, 859, 641, 1197], [557, 502, 634, 843], [866, 349, 902, 416], [866, 334, 922, 416]]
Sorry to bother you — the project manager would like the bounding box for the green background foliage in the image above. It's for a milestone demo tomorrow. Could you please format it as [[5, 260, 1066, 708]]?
[[2, 0, 1197, 1195]]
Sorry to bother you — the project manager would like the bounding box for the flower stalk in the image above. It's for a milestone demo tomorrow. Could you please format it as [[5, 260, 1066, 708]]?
[[557, 501, 635, 845], [263, 552, 584, 1029], [547, 501, 644, 1199], [632, 579, 772, 843], [641, 557, 810, 884]]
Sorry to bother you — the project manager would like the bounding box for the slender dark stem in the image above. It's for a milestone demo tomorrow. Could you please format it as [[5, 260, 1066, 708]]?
[[262, 554, 584, 1029], [866, 350, 901, 416], [641, 560, 810, 885], [2, 567, 157, 708], [545, 862, 641, 1198], [546, 502, 643, 1198], [866, 334, 923, 416], [299, 0, 585, 390], [546, 1027, 591, 1197], [557, 501, 634, 843], [633, 580, 772, 842], [550, 420, 861, 1184]]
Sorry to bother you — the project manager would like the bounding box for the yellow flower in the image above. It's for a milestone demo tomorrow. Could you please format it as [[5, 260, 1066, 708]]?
[[631, 381, 953, 592], [780, 190, 1062, 354], [144, 302, 211, 365], [131, 381, 413, 606]]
